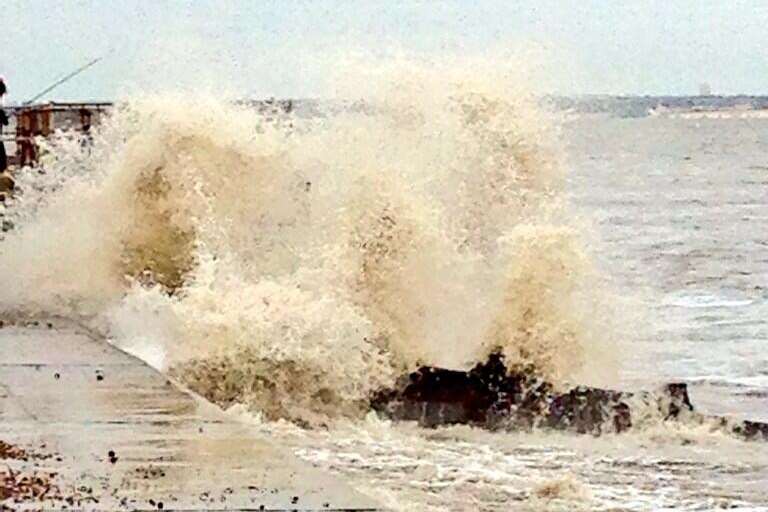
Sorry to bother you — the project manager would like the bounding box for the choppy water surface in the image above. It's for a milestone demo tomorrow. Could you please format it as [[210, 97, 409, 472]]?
[[0, 63, 767, 510], [565, 116, 768, 419]]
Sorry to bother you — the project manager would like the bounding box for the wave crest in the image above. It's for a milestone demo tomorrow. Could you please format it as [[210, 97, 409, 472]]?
[[0, 60, 617, 423]]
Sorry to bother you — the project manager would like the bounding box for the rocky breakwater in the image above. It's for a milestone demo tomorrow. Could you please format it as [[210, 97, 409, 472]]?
[[371, 353, 768, 440]]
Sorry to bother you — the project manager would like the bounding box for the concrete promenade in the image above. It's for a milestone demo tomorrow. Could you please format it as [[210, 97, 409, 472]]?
[[0, 324, 379, 511]]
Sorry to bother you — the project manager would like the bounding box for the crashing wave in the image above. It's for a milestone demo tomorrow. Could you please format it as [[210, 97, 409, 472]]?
[[0, 60, 617, 425]]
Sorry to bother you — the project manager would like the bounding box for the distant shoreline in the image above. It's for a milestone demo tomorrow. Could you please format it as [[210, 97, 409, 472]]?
[[546, 95, 768, 118], [5, 95, 768, 120]]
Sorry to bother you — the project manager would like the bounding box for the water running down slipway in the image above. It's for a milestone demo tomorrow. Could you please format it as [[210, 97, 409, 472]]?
[[0, 62, 766, 510]]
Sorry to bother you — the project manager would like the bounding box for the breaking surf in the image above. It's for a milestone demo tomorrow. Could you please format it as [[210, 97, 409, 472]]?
[[1, 59, 767, 510]]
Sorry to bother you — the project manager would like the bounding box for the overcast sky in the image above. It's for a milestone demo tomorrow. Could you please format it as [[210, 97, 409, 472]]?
[[2, 1, 768, 103]]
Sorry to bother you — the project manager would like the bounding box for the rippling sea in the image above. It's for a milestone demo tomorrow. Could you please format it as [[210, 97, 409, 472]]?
[[566, 115, 768, 419]]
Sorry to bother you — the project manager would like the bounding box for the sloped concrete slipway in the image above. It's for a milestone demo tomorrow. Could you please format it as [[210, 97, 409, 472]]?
[[0, 323, 380, 511]]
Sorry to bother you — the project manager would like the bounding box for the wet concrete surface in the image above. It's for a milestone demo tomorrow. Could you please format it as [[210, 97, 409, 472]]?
[[0, 325, 380, 510]]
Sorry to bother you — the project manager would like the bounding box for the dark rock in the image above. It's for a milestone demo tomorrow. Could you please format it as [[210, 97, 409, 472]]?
[[663, 382, 694, 419], [733, 420, 768, 441], [544, 386, 632, 434], [370, 352, 768, 441], [371, 353, 549, 428]]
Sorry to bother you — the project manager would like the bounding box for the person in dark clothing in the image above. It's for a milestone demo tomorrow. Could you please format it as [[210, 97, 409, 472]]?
[[0, 111, 7, 173], [0, 78, 8, 173]]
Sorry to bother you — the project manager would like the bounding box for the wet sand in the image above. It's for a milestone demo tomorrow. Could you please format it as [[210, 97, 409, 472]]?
[[0, 324, 380, 510]]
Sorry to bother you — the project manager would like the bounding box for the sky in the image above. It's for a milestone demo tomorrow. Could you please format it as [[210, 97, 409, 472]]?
[[2, 0, 768, 103]]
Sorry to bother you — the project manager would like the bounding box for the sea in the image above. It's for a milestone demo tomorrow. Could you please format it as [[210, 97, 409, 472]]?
[[0, 63, 767, 510]]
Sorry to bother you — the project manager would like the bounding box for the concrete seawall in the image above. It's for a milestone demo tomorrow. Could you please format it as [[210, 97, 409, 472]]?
[[0, 324, 379, 510]]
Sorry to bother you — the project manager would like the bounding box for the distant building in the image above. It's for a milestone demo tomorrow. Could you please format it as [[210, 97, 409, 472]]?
[[699, 83, 712, 96]]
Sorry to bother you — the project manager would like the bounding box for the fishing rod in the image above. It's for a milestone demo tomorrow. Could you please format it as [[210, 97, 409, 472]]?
[[23, 56, 103, 105]]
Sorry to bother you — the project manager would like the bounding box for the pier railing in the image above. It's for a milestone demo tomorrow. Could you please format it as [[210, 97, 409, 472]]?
[[10, 102, 112, 167]]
